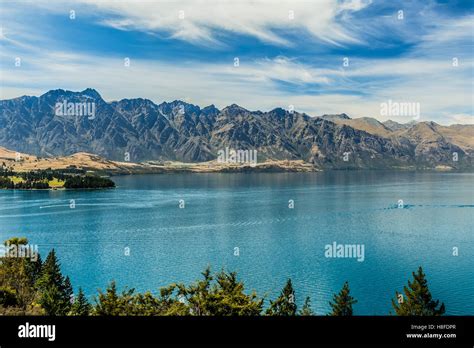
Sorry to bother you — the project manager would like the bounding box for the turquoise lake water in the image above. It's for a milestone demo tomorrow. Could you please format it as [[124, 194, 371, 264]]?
[[0, 171, 473, 315]]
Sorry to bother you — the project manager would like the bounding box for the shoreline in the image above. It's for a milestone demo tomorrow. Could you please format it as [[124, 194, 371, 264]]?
[[2, 148, 472, 175], [3, 168, 472, 191], [6, 162, 473, 176], [104, 165, 473, 176], [0, 187, 116, 191]]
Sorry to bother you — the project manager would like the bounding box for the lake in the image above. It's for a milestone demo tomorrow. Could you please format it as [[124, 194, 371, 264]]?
[[0, 171, 473, 315]]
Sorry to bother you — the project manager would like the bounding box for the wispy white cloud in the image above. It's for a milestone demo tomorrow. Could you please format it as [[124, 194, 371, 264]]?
[[421, 15, 474, 45], [75, 0, 369, 46], [338, 0, 372, 12]]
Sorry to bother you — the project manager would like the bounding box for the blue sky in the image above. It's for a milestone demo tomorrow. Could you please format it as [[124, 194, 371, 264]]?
[[0, 0, 473, 124]]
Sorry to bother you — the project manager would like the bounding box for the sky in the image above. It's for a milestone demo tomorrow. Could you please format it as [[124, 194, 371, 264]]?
[[0, 0, 473, 125]]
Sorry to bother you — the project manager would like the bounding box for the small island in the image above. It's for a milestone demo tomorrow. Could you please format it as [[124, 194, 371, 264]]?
[[0, 167, 115, 190]]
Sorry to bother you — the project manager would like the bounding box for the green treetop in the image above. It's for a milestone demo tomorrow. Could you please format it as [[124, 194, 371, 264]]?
[[35, 249, 73, 315], [328, 281, 357, 316], [266, 279, 297, 316], [391, 266, 445, 316]]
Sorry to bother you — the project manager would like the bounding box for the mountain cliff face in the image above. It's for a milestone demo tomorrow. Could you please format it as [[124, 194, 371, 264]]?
[[0, 89, 472, 169]]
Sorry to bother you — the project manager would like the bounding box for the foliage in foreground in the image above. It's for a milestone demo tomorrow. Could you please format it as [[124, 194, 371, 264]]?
[[0, 237, 446, 316], [391, 266, 445, 316], [328, 281, 357, 316]]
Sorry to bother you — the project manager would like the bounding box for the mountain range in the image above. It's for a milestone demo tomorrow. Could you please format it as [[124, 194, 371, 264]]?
[[0, 88, 473, 170]]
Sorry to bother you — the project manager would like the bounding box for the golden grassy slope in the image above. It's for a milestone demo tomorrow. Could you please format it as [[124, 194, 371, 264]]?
[[0, 147, 315, 174]]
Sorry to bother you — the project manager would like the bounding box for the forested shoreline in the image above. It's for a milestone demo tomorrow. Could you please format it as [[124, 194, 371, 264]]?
[[0, 167, 115, 190]]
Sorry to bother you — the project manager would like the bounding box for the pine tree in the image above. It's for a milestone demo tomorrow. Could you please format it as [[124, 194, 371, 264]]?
[[176, 268, 263, 316], [391, 266, 445, 316], [299, 296, 313, 316], [207, 270, 263, 316], [35, 249, 72, 315], [63, 276, 73, 304], [69, 288, 91, 316], [0, 237, 40, 309], [94, 281, 121, 315], [328, 281, 357, 316], [28, 253, 43, 285], [93, 281, 136, 315], [266, 279, 297, 316]]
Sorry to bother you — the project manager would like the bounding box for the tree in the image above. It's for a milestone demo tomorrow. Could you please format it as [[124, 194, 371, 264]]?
[[154, 285, 189, 315], [93, 281, 136, 315], [299, 296, 314, 316], [35, 249, 73, 315], [64, 176, 115, 189], [174, 267, 263, 316], [69, 288, 91, 316], [93, 282, 188, 316], [0, 287, 18, 307], [27, 253, 43, 285], [0, 237, 41, 310], [391, 266, 445, 316], [266, 279, 297, 316], [328, 281, 357, 316], [207, 270, 263, 316], [64, 276, 73, 302]]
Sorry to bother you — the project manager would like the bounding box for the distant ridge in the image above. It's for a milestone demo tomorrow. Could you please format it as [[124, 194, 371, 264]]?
[[0, 89, 472, 169]]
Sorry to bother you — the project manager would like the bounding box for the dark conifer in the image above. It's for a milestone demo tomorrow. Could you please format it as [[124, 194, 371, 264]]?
[[328, 281, 357, 316], [35, 249, 72, 315], [391, 266, 445, 316], [266, 279, 297, 316], [69, 288, 91, 316]]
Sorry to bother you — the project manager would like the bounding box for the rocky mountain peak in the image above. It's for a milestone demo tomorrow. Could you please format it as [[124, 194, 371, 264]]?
[[320, 113, 351, 121], [201, 104, 220, 116], [80, 88, 102, 99], [221, 104, 249, 116]]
